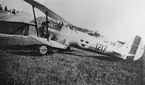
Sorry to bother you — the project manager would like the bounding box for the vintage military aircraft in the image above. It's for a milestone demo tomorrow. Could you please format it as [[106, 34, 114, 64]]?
[[23, 0, 144, 61]]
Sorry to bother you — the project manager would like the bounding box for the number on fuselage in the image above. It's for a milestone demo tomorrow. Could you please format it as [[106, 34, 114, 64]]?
[[80, 39, 107, 53], [95, 43, 107, 52]]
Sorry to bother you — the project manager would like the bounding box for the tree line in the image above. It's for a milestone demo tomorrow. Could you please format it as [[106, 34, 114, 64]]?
[[0, 4, 19, 14]]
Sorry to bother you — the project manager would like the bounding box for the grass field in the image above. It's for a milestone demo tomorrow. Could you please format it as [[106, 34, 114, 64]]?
[[0, 47, 143, 85]]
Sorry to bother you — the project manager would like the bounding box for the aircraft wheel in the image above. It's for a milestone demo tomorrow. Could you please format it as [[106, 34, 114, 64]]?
[[39, 45, 48, 55]]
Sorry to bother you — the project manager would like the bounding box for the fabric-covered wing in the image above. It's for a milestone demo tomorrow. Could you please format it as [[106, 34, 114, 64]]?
[[0, 33, 67, 49], [24, 0, 69, 24], [29, 35, 68, 49], [23, 0, 91, 33]]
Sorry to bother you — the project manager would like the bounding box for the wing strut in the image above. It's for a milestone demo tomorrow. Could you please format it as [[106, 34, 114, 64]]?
[[32, 5, 39, 36], [45, 11, 49, 41]]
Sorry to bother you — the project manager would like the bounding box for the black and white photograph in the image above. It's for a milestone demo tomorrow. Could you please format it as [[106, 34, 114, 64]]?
[[0, 0, 144, 85]]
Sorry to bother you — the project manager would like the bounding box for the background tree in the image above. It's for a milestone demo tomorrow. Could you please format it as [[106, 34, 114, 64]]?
[[0, 4, 3, 11], [12, 9, 16, 14], [4, 6, 8, 11]]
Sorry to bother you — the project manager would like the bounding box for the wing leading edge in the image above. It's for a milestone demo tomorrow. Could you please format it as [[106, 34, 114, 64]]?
[[0, 33, 67, 50], [23, 0, 69, 24], [23, 0, 91, 33]]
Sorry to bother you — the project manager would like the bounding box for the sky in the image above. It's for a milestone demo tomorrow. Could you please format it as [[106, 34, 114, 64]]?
[[0, 0, 145, 43]]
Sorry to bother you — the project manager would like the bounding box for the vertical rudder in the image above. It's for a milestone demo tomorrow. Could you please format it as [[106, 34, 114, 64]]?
[[126, 35, 144, 61]]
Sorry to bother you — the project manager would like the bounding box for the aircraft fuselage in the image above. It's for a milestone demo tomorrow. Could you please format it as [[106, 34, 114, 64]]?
[[47, 25, 120, 57]]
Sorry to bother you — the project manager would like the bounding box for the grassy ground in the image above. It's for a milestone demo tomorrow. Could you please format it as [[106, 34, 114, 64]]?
[[0, 48, 143, 85]]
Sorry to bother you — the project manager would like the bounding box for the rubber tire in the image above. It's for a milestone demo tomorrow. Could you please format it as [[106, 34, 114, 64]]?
[[39, 45, 48, 55]]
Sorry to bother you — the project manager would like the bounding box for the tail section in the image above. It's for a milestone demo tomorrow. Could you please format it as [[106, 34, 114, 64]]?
[[126, 35, 144, 61]]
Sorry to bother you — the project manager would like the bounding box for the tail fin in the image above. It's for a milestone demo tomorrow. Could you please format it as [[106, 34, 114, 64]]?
[[126, 35, 144, 61]]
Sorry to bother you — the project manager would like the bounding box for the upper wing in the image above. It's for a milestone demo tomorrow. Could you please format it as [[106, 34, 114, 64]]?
[[23, 0, 90, 33], [23, 0, 69, 24]]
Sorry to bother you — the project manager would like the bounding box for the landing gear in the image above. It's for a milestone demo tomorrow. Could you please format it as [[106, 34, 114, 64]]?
[[39, 45, 48, 55], [37, 45, 71, 54]]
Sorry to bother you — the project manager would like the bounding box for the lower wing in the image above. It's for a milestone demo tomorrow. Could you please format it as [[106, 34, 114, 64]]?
[[0, 33, 67, 49]]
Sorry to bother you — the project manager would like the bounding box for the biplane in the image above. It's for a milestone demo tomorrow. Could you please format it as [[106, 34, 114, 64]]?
[[0, 0, 144, 61], [23, 0, 144, 61]]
